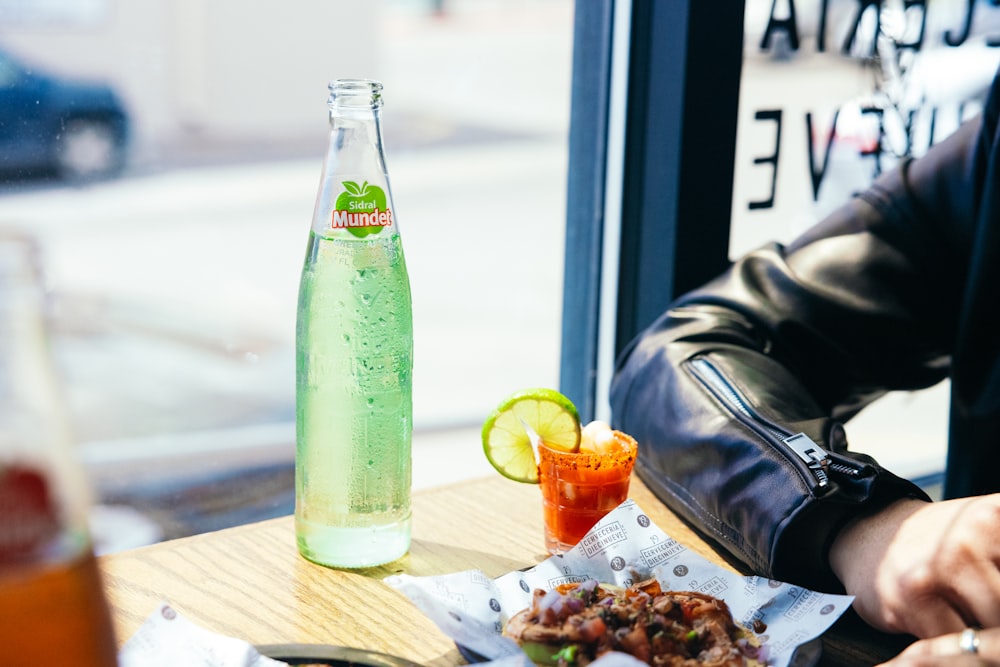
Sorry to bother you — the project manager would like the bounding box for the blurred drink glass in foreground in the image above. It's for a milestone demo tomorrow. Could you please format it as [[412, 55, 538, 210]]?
[[537, 431, 637, 555], [0, 233, 119, 666]]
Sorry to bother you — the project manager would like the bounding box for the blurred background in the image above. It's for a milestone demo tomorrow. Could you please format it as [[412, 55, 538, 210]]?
[[1, 0, 996, 553], [0, 0, 571, 551]]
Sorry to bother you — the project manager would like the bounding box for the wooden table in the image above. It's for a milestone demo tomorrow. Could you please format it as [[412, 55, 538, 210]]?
[[99, 475, 912, 666]]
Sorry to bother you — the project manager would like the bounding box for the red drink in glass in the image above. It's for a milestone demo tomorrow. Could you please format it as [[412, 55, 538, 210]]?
[[536, 431, 637, 554]]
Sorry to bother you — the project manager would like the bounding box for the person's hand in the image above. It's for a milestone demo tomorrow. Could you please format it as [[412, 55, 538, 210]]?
[[829, 494, 1000, 638], [877, 627, 999, 665]]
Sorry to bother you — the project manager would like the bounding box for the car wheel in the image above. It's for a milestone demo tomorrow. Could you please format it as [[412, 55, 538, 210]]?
[[54, 118, 125, 181]]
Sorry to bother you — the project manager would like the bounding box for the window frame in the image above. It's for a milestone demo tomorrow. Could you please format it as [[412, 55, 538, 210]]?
[[560, 0, 746, 421]]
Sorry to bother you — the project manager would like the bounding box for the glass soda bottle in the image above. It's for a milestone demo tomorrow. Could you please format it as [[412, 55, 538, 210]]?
[[0, 233, 119, 665], [295, 79, 414, 568]]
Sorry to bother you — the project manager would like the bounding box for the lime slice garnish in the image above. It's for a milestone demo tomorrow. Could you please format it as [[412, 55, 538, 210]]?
[[481, 388, 581, 484]]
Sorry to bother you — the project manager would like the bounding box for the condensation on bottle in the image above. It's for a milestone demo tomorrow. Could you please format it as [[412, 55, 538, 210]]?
[[0, 232, 119, 666], [294, 79, 414, 569]]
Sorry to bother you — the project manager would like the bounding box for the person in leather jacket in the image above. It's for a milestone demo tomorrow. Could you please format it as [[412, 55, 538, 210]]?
[[610, 64, 1000, 663]]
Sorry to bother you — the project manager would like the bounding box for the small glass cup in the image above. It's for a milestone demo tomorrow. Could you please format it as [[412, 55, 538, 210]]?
[[536, 431, 637, 555]]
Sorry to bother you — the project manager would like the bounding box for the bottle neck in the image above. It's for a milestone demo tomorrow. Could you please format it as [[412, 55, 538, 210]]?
[[328, 107, 384, 149], [324, 80, 388, 177], [311, 79, 398, 239], [0, 234, 75, 475]]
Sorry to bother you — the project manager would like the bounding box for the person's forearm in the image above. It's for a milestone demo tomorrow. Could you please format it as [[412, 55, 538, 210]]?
[[828, 496, 932, 635], [829, 497, 927, 591]]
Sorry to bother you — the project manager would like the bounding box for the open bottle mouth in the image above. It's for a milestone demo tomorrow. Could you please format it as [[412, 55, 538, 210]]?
[[328, 79, 383, 110]]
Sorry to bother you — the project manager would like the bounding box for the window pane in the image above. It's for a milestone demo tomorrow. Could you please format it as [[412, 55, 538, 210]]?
[[0, 0, 572, 550], [733, 0, 1000, 495]]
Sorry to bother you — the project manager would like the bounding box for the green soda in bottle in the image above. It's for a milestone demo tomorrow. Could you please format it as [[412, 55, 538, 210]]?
[[295, 79, 413, 568]]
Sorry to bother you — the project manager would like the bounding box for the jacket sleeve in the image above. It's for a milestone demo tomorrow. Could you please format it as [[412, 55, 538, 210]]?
[[610, 72, 998, 592]]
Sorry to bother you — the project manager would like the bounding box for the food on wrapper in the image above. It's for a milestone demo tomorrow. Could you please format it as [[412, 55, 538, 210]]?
[[503, 578, 765, 667]]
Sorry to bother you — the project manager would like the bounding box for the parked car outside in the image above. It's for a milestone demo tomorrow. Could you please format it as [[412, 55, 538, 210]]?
[[0, 48, 130, 181]]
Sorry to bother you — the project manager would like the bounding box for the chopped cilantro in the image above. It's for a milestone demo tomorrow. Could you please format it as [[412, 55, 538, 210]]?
[[554, 644, 579, 664]]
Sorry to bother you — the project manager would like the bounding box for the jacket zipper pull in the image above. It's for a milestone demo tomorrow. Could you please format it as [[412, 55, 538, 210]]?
[[782, 433, 830, 488]]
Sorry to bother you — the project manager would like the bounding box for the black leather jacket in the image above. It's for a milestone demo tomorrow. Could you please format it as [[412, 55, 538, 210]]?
[[610, 67, 1000, 593]]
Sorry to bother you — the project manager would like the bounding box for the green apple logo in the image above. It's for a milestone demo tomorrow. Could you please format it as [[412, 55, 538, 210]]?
[[335, 181, 388, 238]]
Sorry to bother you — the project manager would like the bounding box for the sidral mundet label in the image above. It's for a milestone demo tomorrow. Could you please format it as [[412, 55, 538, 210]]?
[[331, 180, 393, 238]]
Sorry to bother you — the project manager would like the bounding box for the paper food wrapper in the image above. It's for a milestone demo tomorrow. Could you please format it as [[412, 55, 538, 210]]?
[[386, 499, 853, 667], [118, 601, 288, 667]]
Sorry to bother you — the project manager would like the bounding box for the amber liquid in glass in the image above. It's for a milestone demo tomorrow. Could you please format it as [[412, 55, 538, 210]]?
[[0, 550, 118, 666]]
